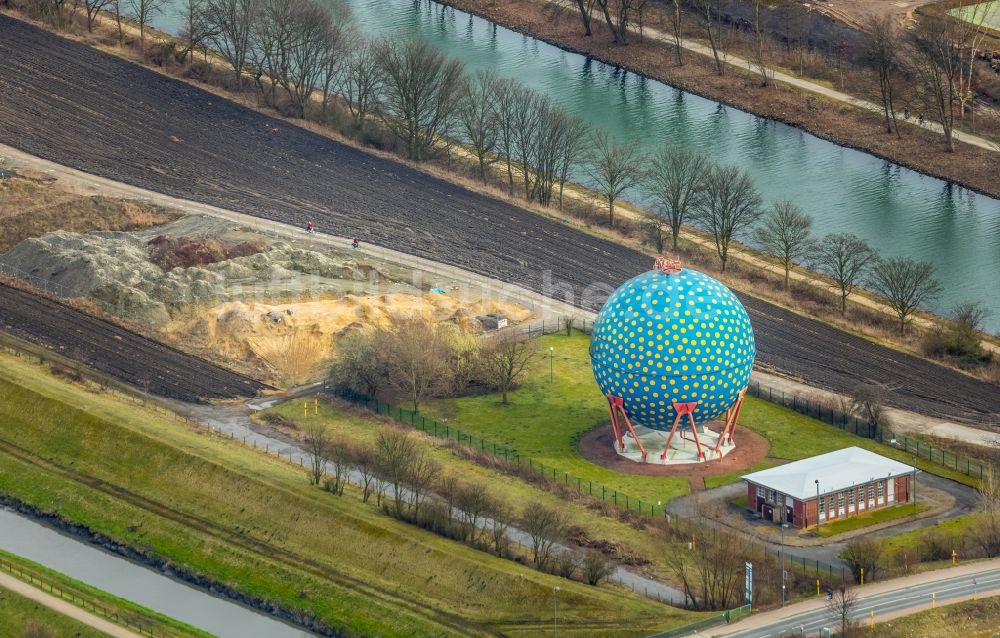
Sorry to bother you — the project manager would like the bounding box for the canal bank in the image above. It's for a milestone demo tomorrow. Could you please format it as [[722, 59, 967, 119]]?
[[0, 504, 315, 637], [328, 0, 1000, 331]]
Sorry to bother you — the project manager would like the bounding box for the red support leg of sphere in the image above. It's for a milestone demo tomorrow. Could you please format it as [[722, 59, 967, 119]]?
[[661, 401, 703, 461], [714, 388, 747, 454], [607, 394, 647, 462]]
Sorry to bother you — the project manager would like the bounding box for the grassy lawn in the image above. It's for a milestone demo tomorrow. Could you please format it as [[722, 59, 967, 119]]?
[[0, 585, 107, 638], [860, 595, 1000, 637], [418, 331, 957, 502], [265, 397, 691, 584], [879, 514, 982, 558], [814, 503, 928, 538], [0, 549, 209, 638], [0, 351, 698, 637], [422, 331, 691, 508]]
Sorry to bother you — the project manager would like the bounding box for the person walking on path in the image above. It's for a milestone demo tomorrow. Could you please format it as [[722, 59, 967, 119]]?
[[352, 236, 359, 249]]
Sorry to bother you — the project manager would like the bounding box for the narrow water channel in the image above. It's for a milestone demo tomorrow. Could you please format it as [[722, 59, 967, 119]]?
[[0, 508, 312, 638], [154, 0, 1000, 331]]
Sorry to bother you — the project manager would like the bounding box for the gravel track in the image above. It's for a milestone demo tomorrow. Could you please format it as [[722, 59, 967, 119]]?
[[0, 284, 268, 402], [0, 16, 997, 422]]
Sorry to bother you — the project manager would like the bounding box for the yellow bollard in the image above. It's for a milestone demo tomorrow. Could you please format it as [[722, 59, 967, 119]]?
[[932, 592, 936, 608], [314, 397, 318, 415], [952, 549, 957, 565], [860, 568, 864, 586], [304, 400, 307, 418], [870, 610, 874, 627], [816, 579, 820, 596]]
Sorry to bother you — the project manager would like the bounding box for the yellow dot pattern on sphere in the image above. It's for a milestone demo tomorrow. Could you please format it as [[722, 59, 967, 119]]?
[[590, 268, 755, 430]]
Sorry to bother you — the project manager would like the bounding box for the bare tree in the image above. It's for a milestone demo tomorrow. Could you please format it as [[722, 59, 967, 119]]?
[[385, 320, 454, 413], [303, 421, 331, 486], [338, 38, 380, 127], [206, 0, 257, 89], [374, 39, 465, 161], [864, 15, 900, 136], [376, 427, 416, 516], [667, 533, 743, 610], [972, 468, 1000, 557], [843, 538, 887, 583], [405, 451, 440, 519], [851, 381, 888, 432], [521, 502, 566, 570], [278, 0, 350, 119], [812, 233, 877, 314], [555, 115, 589, 210], [351, 443, 378, 503], [695, 165, 763, 271], [455, 481, 494, 544], [644, 145, 709, 251], [587, 131, 643, 227], [176, 0, 219, 62], [329, 329, 389, 399], [582, 550, 616, 585], [826, 584, 858, 636], [323, 434, 352, 495], [82, 0, 113, 32], [479, 333, 536, 404], [125, 0, 164, 46], [593, 0, 646, 45], [751, 0, 772, 86], [511, 87, 545, 200], [492, 77, 521, 197], [868, 257, 943, 333], [669, 0, 684, 65], [458, 70, 501, 184], [570, 0, 596, 36], [488, 501, 513, 556], [947, 301, 990, 359], [752, 201, 813, 290], [908, 12, 985, 152], [696, 0, 730, 75]]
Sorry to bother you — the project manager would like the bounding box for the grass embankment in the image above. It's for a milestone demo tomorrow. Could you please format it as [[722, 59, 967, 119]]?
[[418, 332, 969, 498], [265, 396, 691, 584], [0, 351, 696, 637], [0, 586, 107, 638], [0, 549, 210, 638], [860, 595, 1000, 637], [814, 504, 929, 538]]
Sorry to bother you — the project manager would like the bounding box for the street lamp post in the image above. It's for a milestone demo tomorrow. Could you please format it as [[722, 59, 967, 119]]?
[[815, 479, 820, 528], [780, 522, 789, 607], [549, 347, 554, 382], [553, 586, 560, 636]]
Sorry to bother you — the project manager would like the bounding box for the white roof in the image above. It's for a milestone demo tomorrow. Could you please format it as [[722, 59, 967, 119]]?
[[741, 447, 914, 501]]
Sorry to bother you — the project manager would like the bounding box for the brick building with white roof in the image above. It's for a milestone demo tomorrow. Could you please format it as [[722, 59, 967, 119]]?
[[742, 447, 916, 529]]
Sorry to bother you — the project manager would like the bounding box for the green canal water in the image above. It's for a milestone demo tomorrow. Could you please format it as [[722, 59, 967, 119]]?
[[949, 1, 1000, 30], [154, 0, 1000, 331]]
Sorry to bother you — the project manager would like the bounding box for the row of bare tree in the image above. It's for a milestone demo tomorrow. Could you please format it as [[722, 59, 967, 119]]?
[[303, 422, 617, 583], [329, 320, 536, 411], [566, 0, 995, 152]]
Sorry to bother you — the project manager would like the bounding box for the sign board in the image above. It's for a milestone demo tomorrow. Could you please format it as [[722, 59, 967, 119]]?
[[744, 562, 753, 605]]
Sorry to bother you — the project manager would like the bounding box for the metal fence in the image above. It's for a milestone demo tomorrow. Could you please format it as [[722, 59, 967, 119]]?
[[645, 604, 753, 638], [746, 380, 989, 480], [0, 557, 171, 637]]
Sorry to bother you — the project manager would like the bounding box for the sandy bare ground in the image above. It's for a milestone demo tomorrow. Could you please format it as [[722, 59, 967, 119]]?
[[0, 16, 997, 423]]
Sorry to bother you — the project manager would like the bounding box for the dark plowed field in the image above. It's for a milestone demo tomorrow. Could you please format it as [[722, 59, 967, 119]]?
[[0, 284, 268, 402], [1, 16, 997, 422]]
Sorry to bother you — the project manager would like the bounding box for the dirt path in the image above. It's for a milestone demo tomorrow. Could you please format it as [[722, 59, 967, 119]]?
[[0, 571, 140, 638], [0, 283, 269, 402], [0, 15, 998, 423]]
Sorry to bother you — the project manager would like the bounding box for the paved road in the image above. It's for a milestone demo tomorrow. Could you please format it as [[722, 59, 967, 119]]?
[[0, 571, 141, 638], [707, 560, 1000, 637]]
